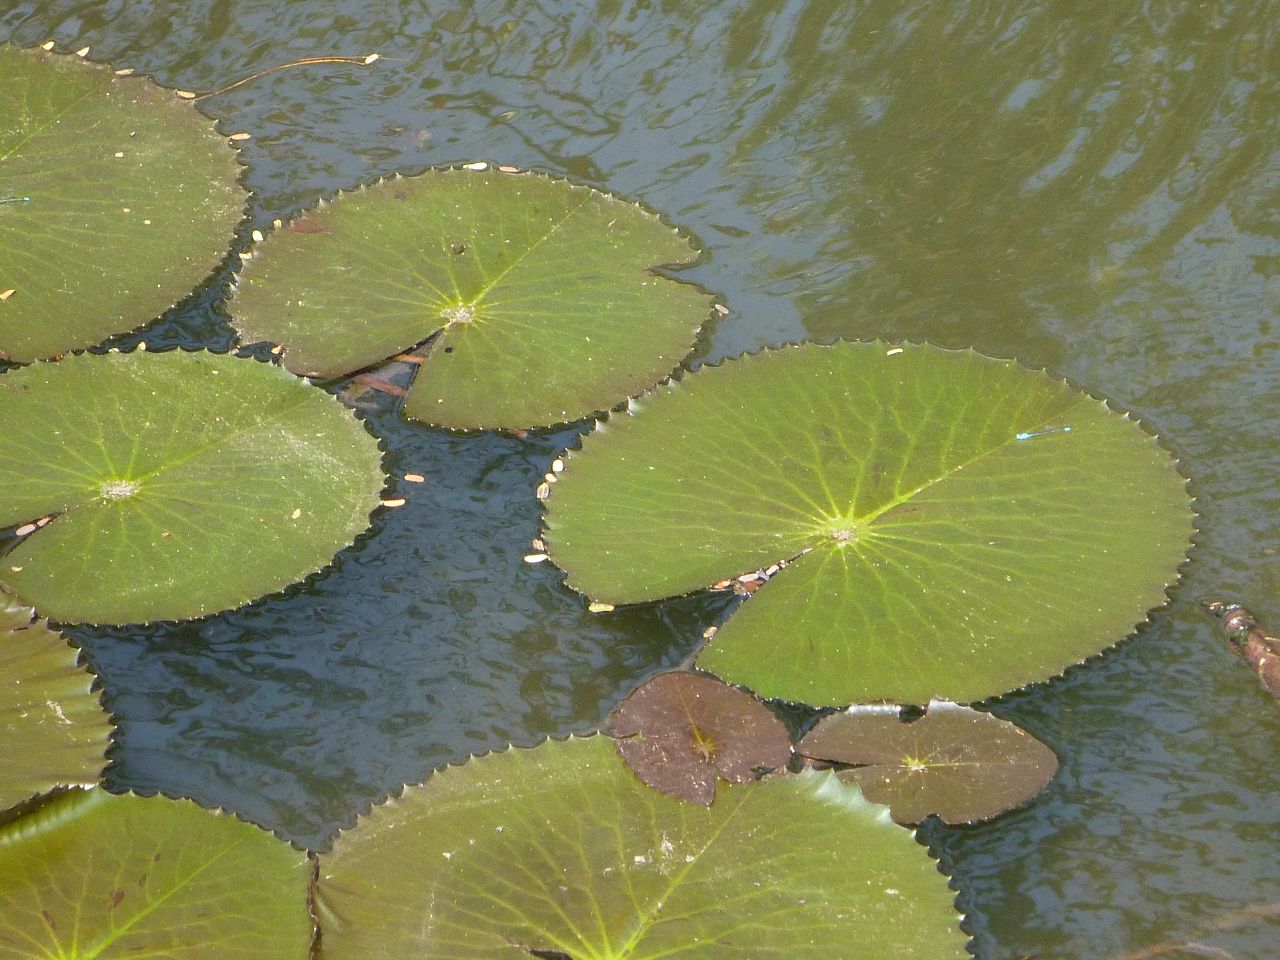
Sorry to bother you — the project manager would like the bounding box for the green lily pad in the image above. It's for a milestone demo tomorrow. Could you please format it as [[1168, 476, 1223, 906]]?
[[797, 702, 1059, 825], [315, 735, 965, 959], [0, 788, 313, 959], [543, 341, 1193, 706], [0, 44, 245, 363], [229, 167, 712, 430], [610, 670, 791, 805], [0, 349, 386, 624], [0, 587, 111, 814]]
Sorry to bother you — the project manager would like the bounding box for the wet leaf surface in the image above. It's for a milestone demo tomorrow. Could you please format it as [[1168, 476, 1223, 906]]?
[[0, 350, 386, 624], [0, 44, 245, 362], [230, 167, 712, 430], [797, 701, 1059, 824], [610, 670, 791, 805], [315, 735, 966, 959], [0, 788, 312, 959], [0, 587, 111, 814], [544, 340, 1193, 705]]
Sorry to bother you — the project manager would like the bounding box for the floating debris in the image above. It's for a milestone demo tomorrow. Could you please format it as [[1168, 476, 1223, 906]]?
[[1204, 600, 1280, 700], [404, 473, 425, 483], [587, 601, 615, 613], [523, 553, 549, 564], [380, 497, 406, 508]]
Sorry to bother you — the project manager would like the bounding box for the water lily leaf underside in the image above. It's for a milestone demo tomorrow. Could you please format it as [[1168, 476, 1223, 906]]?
[[0, 789, 312, 960], [611, 670, 791, 805], [798, 701, 1059, 824], [0, 44, 245, 362], [0, 588, 111, 814], [230, 167, 712, 430], [544, 341, 1194, 706], [315, 735, 965, 959], [0, 350, 386, 624]]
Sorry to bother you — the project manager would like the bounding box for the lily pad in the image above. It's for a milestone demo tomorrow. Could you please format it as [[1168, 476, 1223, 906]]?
[[797, 702, 1058, 825], [543, 341, 1193, 706], [229, 167, 712, 430], [0, 44, 245, 363], [0, 349, 386, 624], [0, 587, 111, 814], [611, 670, 791, 805], [315, 735, 965, 959], [0, 788, 312, 959]]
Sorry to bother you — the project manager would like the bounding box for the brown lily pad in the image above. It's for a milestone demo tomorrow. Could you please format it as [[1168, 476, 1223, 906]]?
[[610, 671, 791, 805], [797, 700, 1058, 825]]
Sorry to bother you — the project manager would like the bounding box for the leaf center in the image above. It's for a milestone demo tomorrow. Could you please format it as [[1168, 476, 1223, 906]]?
[[441, 303, 477, 326], [99, 480, 140, 501]]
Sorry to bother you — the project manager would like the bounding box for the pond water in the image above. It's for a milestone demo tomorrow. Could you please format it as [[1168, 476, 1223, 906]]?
[[3, 2, 1278, 957]]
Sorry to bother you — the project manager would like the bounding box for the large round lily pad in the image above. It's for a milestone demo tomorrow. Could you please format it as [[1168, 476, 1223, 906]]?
[[0, 44, 245, 363], [543, 341, 1193, 706], [0, 788, 313, 959], [797, 702, 1059, 825], [0, 349, 386, 624], [315, 735, 965, 959], [230, 167, 713, 430], [0, 587, 111, 814]]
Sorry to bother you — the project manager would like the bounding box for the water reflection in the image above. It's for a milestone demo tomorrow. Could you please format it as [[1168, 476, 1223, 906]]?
[[2, 2, 1278, 957]]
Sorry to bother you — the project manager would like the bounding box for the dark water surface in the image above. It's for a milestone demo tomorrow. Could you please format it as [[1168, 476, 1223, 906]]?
[[2, 2, 1278, 957]]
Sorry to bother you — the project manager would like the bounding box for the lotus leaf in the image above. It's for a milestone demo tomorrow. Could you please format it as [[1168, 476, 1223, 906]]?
[[0, 788, 312, 959], [0, 350, 386, 624], [610, 670, 791, 805], [797, 701, 1059, 824], [315, 735, 965, 959], [0, 44, 245, 362], [0, 587, 111, 813], [543, 341, 1193, 705], [229, 167, 712, 430]]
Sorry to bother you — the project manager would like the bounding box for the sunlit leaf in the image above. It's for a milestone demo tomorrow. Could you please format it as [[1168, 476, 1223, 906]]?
[[611, 670, 791, 805], [315, 735, 965, 959], [0, 587, 110, 814], [543, 341, 1193, 705], [0, 44, 245, 362], [798, 701, 1058, 824], [230, 167, 712, 430], [0, 349, 386, 624], [0, 788, 312, 959]]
